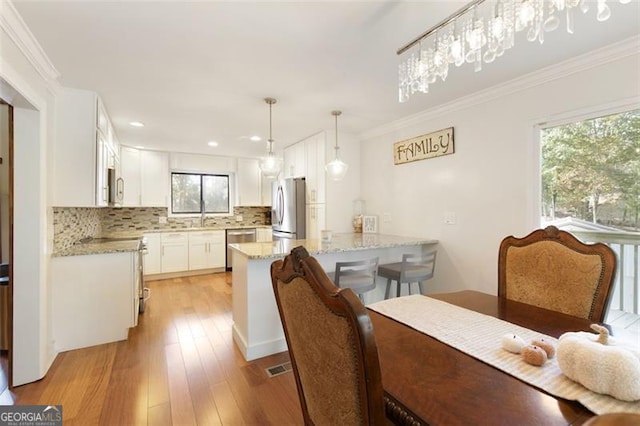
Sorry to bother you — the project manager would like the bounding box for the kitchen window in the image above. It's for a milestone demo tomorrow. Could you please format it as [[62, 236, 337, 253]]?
[[171, 172, 230, 214]]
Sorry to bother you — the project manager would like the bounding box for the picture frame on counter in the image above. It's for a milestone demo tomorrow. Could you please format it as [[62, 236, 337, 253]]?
[[362, 215, 378, 233]]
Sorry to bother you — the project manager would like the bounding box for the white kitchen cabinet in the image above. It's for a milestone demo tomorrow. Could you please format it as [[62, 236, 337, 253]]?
[[161, 232, 189, 273], [143, 233, 162, 275], [283, 145, 295, 178], [284, 142, 306, 178], [96, 133, 109, 206], [120, 146, 142, 206], [306, 203, 326, 241], [54, 88, 120, 207], [261, 174, 273, 206], [52, 251, 138, 351], [236, 158, 262, 206], [305, 132, 326, 204], [188, 231, 225, 270], [120, 147, 169, 207], [141, 150, 169, 206], [256, 227, 273, 242]]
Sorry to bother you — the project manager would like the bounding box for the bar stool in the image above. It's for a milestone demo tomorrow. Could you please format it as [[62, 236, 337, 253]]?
[[327, 257, 379, 303], [378, 251, 437, 299]]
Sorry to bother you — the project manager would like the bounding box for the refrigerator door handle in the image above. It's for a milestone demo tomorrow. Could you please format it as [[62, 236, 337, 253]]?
[[277, 185, 285, 226]]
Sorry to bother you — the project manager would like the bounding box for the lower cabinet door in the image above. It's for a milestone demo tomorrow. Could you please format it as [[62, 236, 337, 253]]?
[[161, 242, 189, 272]]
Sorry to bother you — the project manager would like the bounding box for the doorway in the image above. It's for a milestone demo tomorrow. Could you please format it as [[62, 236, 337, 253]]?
[[0, 100, 13, 399]]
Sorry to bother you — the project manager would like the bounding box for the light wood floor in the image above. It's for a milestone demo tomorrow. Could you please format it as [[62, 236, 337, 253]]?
[[12, 273, 303, 425]]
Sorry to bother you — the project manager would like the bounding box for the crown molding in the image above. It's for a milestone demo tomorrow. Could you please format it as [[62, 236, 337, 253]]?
[[0, 0, 61, 94], [360, 35, 640, 140]]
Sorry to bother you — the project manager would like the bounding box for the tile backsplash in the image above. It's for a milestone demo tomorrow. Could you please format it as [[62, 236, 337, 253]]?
[[53, 207, 102, 252], [53, 206, 271, 252]]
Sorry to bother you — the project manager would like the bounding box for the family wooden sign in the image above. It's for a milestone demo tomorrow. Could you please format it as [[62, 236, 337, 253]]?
[[394, 127, 455, 165]]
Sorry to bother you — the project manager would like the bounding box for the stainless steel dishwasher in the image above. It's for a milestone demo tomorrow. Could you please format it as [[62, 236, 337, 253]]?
[[226, 228, 256, 270]]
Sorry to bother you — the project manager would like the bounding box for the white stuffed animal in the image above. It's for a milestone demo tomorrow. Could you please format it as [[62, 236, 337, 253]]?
[[557, 324, 640, 402]]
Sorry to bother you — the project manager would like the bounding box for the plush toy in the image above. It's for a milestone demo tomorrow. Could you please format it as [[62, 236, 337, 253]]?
[[557, 324, 640, 401], [501, 333, 526, 354], [521, 344, 548, 366], [502, 333, 556, 367], [532, 338, 556, 359]]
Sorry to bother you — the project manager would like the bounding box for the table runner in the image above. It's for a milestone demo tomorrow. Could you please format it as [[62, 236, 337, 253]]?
[[368, 295, 640, 415]]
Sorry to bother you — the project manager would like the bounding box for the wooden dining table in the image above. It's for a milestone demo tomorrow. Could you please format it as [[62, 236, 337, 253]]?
[[369, 290, 600, 426]]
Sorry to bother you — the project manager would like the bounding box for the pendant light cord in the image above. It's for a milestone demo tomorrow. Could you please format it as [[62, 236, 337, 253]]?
[[332, 110, 342, 157], [265, 97, 277, 155]]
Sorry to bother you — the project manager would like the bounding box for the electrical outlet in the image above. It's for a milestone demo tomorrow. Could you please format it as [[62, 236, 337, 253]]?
[[383, 213, 391, 223], [158, 216, 167, 224], [236, 215, 243, 222]]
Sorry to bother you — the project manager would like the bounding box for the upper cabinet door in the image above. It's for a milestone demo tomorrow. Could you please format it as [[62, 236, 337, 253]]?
[[305, 132, 326, 204], [237, 158, 262, 206], [120, 146, 142, 206], [53, 88, 99, 207], [54, 88, 123, 207], [283, 142, 306, 178], [140, 150, 169, 207]]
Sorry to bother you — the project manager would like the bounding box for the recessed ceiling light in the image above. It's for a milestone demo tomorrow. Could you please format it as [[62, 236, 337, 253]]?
[[208, 141, 219, 147], [250, 135, 262, 142], [129, 121, 145, 127]]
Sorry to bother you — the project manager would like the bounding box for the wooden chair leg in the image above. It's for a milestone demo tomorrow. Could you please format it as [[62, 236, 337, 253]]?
[[397, 281, 401, 297], [418, 281, 424, 295], [385, 279, 392, 299]]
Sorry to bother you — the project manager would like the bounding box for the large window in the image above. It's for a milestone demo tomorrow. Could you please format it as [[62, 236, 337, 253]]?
[[171, 172, 230, 214], [540, 109, 639, 231]]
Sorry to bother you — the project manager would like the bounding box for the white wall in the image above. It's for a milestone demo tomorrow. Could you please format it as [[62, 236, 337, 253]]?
[[1, 1, 59, 385], [325, 131, 360, 233], [359, 39, 640, 296]]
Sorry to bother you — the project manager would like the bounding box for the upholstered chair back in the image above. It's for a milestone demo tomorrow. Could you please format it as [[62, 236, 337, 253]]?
[[271, 246, 385, 426], [498, 226, 616, 322]]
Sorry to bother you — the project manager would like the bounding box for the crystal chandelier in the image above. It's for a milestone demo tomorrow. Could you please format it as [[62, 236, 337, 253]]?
[[325, 110, 349, 181], [259, 97, 283, 179], [397, 0, 631, 103]]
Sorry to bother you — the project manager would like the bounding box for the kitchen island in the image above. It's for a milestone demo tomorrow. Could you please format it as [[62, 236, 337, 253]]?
[[229, 233, 438, 361]]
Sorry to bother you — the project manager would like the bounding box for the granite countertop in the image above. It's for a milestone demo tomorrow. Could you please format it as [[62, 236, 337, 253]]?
[[53, 238, 142, 257], [229, 233, 438, 260], [53, 225, 273, 257]]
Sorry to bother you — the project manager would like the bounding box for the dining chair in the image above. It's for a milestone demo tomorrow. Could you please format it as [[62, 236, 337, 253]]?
[[326, 257, 379, 303], [270, 246, 386, 426], [498, 225, 616, 322], [378, 251, 437, 299]]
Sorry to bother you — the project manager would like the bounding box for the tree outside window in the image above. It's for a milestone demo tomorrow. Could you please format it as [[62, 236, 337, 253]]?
[[541, 110, 640, 232], [171, 172, 229, 214]]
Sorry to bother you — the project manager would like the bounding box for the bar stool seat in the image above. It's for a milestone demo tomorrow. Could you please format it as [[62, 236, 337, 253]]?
[[378, 251, 437, 299], [327, 257, 379, 302]]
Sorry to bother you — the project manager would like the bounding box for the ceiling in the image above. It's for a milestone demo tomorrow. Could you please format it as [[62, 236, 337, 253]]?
[[12, 0, 640, 158]]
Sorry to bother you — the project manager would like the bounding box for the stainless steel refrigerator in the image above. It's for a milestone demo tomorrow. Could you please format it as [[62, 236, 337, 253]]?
[[272, 178, 306, 241]]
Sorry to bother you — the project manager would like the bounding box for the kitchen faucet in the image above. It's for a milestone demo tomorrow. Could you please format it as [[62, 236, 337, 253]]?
[[200, 199, 206, 228]]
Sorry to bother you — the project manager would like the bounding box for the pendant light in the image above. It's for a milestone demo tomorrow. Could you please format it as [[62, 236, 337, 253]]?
[[259, 97, 283, 179], [325, 110, 348, 181]]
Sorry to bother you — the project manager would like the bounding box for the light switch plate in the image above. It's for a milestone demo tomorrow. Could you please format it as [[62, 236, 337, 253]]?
[[236, 215, 243, 222], [444, 212, 457, 225], [158, 216, 167, 224]]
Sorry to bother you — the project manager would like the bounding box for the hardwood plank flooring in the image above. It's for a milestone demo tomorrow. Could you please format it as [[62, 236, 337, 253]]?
[[12, 273, 303, 425], [12, 270, 638, 425]]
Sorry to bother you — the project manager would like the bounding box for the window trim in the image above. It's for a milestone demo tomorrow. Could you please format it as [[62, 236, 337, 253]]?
[[530, 97, 640, 230], [170, 171, 231, 215]]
